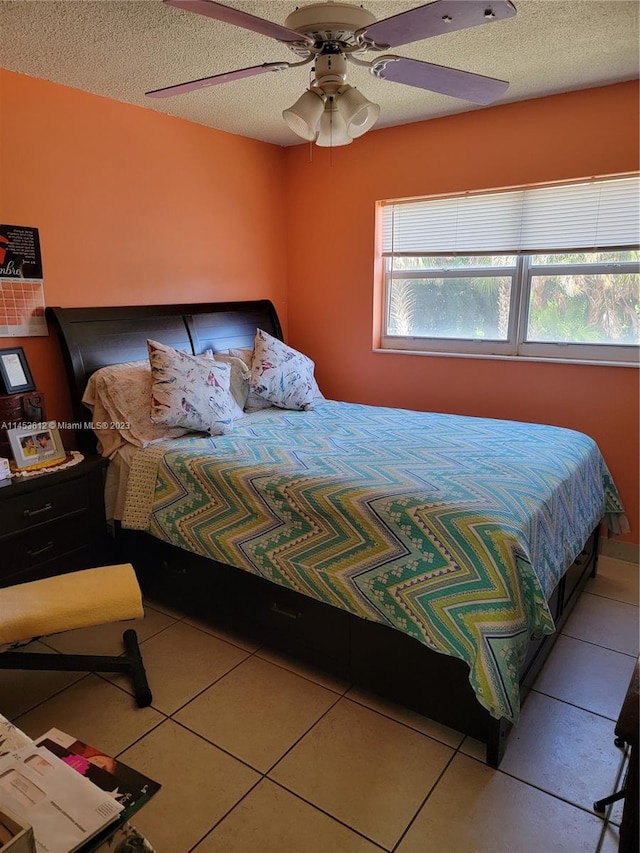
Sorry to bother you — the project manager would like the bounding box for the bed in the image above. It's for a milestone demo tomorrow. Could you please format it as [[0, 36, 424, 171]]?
[[46, 300, 628, 767]]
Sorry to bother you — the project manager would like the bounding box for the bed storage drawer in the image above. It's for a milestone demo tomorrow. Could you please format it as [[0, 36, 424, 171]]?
[[351, 616, 494, 740], [126, 534, 352, 675], [241, 580, 351, 675], [562, 538, 596, 612]]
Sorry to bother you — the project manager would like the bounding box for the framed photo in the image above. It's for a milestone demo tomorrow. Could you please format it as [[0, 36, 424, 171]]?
[[7, 422, 66, 470], [0, 347, 35, 394]]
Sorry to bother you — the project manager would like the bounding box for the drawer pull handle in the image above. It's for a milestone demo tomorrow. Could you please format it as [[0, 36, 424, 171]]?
[[26, 541, 55, 557], [23, 503, 53, 518], [271, 602, 302, 620]]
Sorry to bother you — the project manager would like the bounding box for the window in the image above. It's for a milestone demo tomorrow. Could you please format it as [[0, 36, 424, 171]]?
[[379, 177, 640, 364]]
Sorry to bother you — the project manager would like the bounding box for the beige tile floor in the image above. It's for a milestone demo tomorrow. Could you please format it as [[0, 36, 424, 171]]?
[[2, 555, 638, 853]]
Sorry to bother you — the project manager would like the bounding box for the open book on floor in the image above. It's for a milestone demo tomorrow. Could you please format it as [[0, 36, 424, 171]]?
[[34, 728, 161, 823]]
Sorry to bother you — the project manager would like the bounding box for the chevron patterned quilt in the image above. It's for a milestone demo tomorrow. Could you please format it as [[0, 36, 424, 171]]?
[[122, 400, 627, 722]]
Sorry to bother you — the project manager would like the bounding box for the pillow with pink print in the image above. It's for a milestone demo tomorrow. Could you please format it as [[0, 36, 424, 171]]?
[[148, 340, 235, 435], [249, 329, 315, 411]]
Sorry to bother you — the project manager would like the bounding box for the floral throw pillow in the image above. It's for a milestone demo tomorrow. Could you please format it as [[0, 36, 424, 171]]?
[[148, 340, 235, 435], [209, 353, 251, 415], [249, 329, 315, 411], [230, 346, 325, 412], [228, 347, 274, 412]]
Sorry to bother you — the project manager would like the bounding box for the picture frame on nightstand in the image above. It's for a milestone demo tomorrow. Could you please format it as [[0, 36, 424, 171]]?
[[0, 347, 35, 395], [7, 422, 66, 470]]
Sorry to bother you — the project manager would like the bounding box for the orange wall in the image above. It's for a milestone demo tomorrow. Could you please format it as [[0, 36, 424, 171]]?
[[0, 71, 638, 542], [0, 69, 288, 436], [284, 82, 640, 542]]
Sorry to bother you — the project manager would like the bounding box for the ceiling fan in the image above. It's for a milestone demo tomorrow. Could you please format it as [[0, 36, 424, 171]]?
[[146, 0, 517, 147]]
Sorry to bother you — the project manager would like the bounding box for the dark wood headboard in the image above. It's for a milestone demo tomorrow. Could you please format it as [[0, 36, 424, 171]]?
[[46, 300, 283, 450]]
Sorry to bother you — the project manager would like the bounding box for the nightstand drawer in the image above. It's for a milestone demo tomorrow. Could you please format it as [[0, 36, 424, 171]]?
[[0, 476, 89, 537], [1, 544, 97, 588], [3, 513, 93, 575]]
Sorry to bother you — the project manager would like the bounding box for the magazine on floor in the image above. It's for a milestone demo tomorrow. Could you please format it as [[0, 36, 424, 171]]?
[[34, 729, 161, 821], [0, 743, 123, 853]]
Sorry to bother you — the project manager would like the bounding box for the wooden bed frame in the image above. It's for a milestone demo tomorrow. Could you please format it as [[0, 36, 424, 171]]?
[[46, 300, 599, 767]]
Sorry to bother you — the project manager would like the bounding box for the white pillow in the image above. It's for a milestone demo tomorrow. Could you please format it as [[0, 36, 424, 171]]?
[[82, 361, 189, 457], [148, 340, 236, 435], [249, 329, 315, 411]]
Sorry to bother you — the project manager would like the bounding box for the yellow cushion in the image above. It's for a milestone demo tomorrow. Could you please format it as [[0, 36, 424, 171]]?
[[0, 564, 143, 646]]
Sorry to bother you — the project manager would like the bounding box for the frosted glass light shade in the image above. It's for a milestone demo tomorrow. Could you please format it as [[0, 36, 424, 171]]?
[[337, 86, 380, 138], [315, 104, 353, 147], [283, 89, 326, 140]]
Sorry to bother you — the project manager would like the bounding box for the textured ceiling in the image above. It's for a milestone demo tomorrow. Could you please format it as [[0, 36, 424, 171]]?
[[1, 0, 638, 147]]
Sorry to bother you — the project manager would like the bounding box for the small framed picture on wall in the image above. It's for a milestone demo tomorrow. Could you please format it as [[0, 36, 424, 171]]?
[[0, 347, 36, 394]]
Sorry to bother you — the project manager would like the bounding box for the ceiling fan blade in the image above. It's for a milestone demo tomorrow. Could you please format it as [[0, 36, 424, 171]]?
[[164, 0, 313, 45], [372, 56, 509, 105], [146, 62, 290, 98], [357, 0, 516, 49]]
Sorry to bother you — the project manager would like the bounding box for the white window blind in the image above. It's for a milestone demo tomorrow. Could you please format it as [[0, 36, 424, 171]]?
[[381, 176, 640, 255]]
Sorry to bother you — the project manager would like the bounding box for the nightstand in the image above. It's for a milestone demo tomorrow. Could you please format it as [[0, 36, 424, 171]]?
[[0, 455, 110, 588]]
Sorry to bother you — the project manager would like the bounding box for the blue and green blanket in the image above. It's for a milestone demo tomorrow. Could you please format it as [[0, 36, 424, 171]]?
[[123, 401, 627, 722]]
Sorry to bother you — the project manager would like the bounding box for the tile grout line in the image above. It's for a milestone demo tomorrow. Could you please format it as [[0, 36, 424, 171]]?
[[174, 698, 389, 851], [467, 748, 625, 826], [267, 776, 392, 852], [262, 694, 462, 852], [262, 689, 346, 777], [11, 671, 93, 725], [184, 771, 389, 853], [251, 649, 351, 697], [559, 629, 639, 657], [184, 774, 265, 853], [573, 589, 639, 609], [529, 686, 625, 725], [587, 589, 640, 606], [137, 687, 466, 851], [169, 615, 267, 655], [389, 745, 459, 852], [170, 715, 275, 777], [337, 693, 463, 750], [113, 714, 168, 762], [165, 644, 267, 718]]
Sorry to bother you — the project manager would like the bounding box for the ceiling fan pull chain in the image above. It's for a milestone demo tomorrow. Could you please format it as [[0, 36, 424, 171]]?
[[329, 101, 334, 167]]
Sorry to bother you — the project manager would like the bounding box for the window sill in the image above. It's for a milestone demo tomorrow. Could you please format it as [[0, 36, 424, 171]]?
[[373, 348, 639, 368]]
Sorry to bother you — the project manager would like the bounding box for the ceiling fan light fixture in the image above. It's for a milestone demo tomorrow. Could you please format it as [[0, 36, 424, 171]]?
[[154, 0, 518, 145], [315, 100, 353, 147], [336, 85, 380, 138], [282, 88, 326, 141]]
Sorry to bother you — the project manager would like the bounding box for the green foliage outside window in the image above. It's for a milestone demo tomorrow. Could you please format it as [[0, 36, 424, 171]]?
[[387, 251, 639, 346]]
